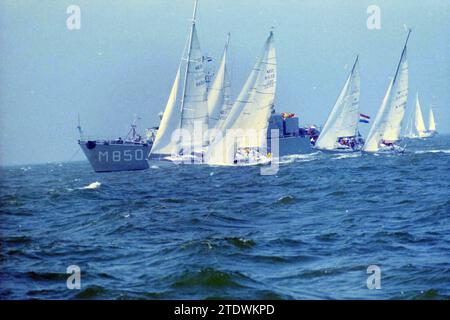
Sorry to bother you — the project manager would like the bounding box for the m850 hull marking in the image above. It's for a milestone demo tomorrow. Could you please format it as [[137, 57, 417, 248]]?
[[79, 140, 151, 172], [98, 149, 145, 162]]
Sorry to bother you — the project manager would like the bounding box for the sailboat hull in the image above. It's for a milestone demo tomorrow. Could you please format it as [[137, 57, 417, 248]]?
[[317, 146, 362, 154], [362, 144, 405, 154], [150, 134, 314, 163], [423, 131, 437, 138]]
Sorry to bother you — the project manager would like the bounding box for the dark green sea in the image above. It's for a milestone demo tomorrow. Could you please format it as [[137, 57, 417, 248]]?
[[1, 136, 449, 299]]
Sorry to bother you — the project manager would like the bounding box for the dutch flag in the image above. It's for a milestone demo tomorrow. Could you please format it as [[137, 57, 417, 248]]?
[[359, 113, 370, 123]]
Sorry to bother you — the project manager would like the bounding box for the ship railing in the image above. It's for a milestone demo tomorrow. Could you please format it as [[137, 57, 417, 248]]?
[[79, 136, 152, 145]]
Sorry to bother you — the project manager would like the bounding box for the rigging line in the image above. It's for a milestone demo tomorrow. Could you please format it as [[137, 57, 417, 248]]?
[[67, 148, 81, 163]]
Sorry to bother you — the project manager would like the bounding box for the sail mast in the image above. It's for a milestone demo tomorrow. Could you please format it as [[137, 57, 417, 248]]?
[[352, 55, 359, 73], [179, 0, 199, 129], [393, 29, 411, 84], [223, 32, 231, 109]]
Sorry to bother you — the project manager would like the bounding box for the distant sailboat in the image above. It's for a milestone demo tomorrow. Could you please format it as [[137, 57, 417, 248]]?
[[405, 93, 428, 138], [426, 106, 437, 136], [150, 0, 209, 161], [363, 30, 411, 153], [405, 94, 437, 138], [206, 31, 276, 165], [315, 56, 364, 152]]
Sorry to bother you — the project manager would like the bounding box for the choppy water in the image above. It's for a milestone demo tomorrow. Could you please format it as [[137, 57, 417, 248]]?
[[1, 136, 450, 300]]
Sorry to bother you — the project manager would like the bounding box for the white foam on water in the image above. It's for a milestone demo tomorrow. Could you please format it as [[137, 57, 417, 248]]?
[[81, 181, 101, 190], [150, 165, 159, 169], [332, 152, 362, 160], [235, 160, 270, 167], [278, 152, 321, 164], [415, 149, 450, 155]]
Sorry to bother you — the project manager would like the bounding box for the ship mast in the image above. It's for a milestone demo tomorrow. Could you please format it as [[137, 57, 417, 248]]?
[[126, 115, 141, 141], [77, 113, 83, 139], [179, 0, 199, 129]]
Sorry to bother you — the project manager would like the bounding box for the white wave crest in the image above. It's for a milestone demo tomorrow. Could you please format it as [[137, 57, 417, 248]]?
[[332, 152, 362, 160], [415, 149, 450, 155], [81, 181, 101, 189], [278, 152, 321, 164]]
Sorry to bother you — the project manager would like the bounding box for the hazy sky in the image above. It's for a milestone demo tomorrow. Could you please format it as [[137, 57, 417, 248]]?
[[1, 0, 449, 165]]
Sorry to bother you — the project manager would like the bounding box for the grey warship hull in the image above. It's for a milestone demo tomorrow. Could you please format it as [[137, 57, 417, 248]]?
[[266, 112, 317, 156], [79, 140, 151, 172], [269, 135, 313, 156]]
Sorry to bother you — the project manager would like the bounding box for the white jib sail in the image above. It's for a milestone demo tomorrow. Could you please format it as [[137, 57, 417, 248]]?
[[414, 93, 426, 137], [208, 34, 231, 131], [363, 80, 394, 152], [428, 107, 436, 131], [207, 31, 276, 164], [315, 56, 360, 150], [363, 30, 410, 152], [150, 66, 181, 156]]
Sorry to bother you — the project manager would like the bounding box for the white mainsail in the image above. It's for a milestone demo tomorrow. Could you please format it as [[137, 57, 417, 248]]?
[[150, 0, 208, 158], [428, 107, 436, 132], [179, 24, 209, 153], [363, 30, 410, 152], [208, 34, 232, 131], [207, 31, 276, 164], [315, 56, 360, 150], [230, 32, 276, 147], [414, 93, 427, 137]]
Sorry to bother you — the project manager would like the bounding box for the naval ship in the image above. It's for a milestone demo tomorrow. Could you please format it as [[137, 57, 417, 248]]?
[[78, 118, 156, 172], [267, 111, 319, 156]]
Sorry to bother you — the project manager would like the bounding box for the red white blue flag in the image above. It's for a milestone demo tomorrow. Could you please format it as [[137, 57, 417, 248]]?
[[359, 113, 370, 123]]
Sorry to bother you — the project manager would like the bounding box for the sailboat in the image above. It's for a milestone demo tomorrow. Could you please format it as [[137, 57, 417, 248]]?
[[424, 105, 437, 137], [315, 56, 364, 152], [405, 93, 432, 138], [363, 30, 411, 153], [149, 0, 209, 162], [206, 31, 276, 165]]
